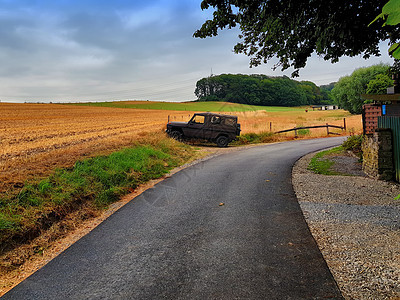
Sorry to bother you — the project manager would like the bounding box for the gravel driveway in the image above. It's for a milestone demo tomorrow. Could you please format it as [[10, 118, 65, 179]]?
[[293, 151, 400, 300]]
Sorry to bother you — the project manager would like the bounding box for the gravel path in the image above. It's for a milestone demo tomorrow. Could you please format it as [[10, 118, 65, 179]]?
[[293, 151, 400, 300]]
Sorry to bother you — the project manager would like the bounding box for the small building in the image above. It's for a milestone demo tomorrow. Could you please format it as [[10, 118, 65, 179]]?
[[361, 92, 400, 182], [311, 105, 339, 111], [362, 94, 400, 134]]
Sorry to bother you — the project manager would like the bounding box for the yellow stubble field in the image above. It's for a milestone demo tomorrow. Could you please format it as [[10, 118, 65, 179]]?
[[0, 102, 362, 193], [0, 103, 191, 193]]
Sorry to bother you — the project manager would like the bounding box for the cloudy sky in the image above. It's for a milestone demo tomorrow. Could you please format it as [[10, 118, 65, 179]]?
[[0, 0, 393, 103]]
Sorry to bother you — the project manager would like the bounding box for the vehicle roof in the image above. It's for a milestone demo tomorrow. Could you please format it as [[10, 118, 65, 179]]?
[[194, 112, 238, 119]]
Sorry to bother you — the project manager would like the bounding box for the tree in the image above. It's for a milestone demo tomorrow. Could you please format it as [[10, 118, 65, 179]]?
[[319, 83, 336, 104], [194, 0, 396, 76], [194, 73, 323, 106], [331, 64, 390, 114], [366, 73, 393, 94]]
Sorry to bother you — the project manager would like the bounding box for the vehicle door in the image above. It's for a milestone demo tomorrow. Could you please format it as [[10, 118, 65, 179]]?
[[184, 114, 205, 138], [204, 115, 223, 139], [222, 117, 237, 136]]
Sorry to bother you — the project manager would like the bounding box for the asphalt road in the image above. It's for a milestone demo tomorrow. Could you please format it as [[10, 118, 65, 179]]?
[[3, 137, 346, 300]]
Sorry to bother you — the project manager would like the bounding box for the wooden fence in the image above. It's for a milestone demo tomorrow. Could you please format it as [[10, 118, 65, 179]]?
[[275, 121, 346, 137]]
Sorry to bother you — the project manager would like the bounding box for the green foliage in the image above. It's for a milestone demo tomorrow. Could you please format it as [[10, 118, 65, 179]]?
[[342, 135, 363, 159], [373, 0, 400, 26], [331, 64, 390, 114], [0, 213, 19, 231], [308, 147, 343, 175], [297, 128, 311, 136], [233, 132, 276, 145], [371, 0, 400, 59], [195, 74, 325, 106], [366, 73, 393, 94], [319, 82, 336, 104], [194, 0, 391, 76]]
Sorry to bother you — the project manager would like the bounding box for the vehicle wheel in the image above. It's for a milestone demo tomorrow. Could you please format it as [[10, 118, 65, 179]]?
[[170, 130, 183, 141], [216, 135, 229, 147]]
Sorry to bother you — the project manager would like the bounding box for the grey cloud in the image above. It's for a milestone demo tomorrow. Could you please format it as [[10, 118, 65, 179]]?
[[0, 1, 394, 103]]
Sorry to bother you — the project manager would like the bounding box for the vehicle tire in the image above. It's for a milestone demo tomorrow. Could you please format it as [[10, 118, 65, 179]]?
[[170, 130, 183, 141], [216, 135, 229, 147]]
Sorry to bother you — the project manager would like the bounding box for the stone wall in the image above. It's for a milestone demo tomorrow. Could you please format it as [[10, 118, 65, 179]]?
[[362, 129, 394, 181]]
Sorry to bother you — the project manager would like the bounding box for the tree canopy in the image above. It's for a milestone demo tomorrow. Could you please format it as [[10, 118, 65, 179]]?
[[331, 64, 391, 114], [194, 0, 396, 76], [366, 74, 394, 94], [195, 74, 331, 106]]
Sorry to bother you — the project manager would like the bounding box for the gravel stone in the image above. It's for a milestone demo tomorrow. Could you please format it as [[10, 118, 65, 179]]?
[[330, 155, 366, 177], [293, 151, 400, 300]]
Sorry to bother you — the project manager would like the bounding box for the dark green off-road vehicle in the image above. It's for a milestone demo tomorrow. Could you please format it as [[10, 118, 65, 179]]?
[[166, 112, 241, 147]]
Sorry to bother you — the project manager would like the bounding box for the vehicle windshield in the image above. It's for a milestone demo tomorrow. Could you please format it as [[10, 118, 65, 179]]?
[[191, 115, 205, 124]]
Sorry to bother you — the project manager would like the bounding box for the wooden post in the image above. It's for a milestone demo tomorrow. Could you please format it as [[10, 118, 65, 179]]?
[[294, 128, 298, 138], [343, 118, 346, 131], [168, 115, 170, 123], [270, 122, 272, 131], [326, 123, 329, 135]]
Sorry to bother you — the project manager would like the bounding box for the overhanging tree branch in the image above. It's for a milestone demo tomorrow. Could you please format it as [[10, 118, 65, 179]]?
[[194, 0, 393, 77]]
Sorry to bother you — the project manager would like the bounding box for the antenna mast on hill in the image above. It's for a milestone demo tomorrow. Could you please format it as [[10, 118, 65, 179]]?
[[210, 67, 213, 77]]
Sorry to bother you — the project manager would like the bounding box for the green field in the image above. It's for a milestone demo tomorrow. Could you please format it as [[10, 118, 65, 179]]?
[[67, 101, 303, 112]]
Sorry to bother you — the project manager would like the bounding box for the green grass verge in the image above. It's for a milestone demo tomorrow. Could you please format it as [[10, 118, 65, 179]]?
[[307, 146, 344, 175], [0, 137, 197, 249], [66, 101, 303, 112], [232, 132, 278, 145]]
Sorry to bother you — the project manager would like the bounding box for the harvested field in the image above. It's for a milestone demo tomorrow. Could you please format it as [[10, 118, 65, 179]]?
[[0, 103, 191, 193]]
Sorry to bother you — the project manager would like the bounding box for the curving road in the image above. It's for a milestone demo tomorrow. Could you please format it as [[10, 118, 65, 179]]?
[[3, 137, 346, 300]]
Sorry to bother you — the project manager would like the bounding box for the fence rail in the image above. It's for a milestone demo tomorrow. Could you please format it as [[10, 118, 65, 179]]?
[[275, 123, 345, 136]]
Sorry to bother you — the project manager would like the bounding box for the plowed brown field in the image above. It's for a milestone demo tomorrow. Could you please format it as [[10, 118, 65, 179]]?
[[0, 103, 362, 193]]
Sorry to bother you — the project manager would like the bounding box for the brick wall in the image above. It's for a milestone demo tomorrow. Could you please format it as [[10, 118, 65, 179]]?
[[362, 129, 394, 181]]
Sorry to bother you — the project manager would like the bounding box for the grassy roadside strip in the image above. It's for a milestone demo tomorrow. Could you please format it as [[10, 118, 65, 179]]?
[[232, 130, 313, 145], [232, 132, 277, 145], [307, 135, 363, 175], [307, 146, 344, 175], [0, 134, 199, 272]]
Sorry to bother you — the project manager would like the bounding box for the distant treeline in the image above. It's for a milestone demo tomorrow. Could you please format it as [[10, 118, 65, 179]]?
[[195, 74, 333, 106]]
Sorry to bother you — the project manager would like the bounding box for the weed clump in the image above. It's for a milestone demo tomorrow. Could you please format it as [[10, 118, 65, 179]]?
[[233, 132, 276, 145], [342, 135, 363, 158]]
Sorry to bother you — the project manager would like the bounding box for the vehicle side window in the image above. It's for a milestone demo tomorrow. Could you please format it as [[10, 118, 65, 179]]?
[[210, 116, 221, 125], [224, 118, 236, 126], [192, 115, 205, 124]]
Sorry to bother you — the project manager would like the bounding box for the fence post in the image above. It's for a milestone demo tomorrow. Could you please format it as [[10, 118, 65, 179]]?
[[343, 118, 346, 131], [270, 122, 272, 131], [168, 115, 170, 123], [294, 128, 298, 138], [326, 123, 329, 135]]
